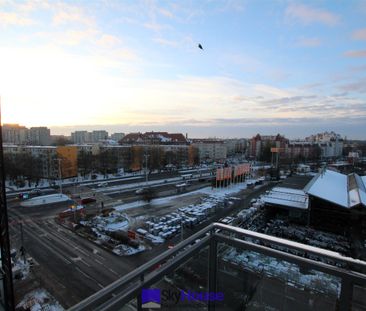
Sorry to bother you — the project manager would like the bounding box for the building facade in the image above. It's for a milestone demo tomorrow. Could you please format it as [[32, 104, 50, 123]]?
[[91, 130, 108, 143], [56, 146, 78, 178], [121, 132, 188, 145], [249, 134, 288, 159], [2, 124, 29, 145], [224, 138, 247, 156], [110, 133, 125, 142], [29, 127, 51, 145], [71, 131, 91, 144], [21, 146, 57, 178], [191, 140, 227, 163], [305, 131, 343, 158]]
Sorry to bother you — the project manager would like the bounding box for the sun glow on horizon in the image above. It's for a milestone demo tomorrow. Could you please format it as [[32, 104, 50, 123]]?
[[0, 1, 365, 138]]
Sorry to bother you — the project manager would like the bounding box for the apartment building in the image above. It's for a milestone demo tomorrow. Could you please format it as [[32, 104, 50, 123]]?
[[2, 124, 29, 144], [191, 139, 227, 163], [29, 127, 51, 145]]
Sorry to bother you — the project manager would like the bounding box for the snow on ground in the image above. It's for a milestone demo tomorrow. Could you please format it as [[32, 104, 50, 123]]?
[[12, 257, 30, 280], [89, 228, 110, 243], [61, 205, 84, 213], [114, 182, 249, 212], [145, 233, 165, 244], [6, 171, 145, 192], [112, 244, 146, 256], [137, 182, 251, 241], [83, 212, 129, 233], [223, 248, 340, 296], [263, 219, 350, 255], [82, 181, 249, 251], [82, 175, 142, 187], [96, 177, 182, 194], [16, 288, 64, 311], [20, 194, 71, 207]]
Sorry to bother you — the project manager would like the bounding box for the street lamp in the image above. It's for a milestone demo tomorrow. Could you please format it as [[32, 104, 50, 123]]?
[[144, 153, 149, 186]]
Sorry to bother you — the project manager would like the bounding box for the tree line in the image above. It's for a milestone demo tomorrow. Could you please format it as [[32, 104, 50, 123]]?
[[3, 145, 200, 185]]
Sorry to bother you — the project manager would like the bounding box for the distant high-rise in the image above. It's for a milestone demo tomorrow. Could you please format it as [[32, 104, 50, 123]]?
[[71, 131, 90, 144], [91, 130, 108, 143], [305, 131, 343, 158], [2, 124, 29, 144], [110, 132, 125, 142], [29, 127, 51, 145], [71, 130, 109, 143]]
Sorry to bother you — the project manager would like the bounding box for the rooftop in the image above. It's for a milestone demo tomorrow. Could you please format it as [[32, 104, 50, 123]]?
[[304, 169, 366, 208], [261, 187, 308, 210]]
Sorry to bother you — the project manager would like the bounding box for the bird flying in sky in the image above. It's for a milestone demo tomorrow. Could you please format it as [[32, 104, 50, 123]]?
[[198, 43, 203, 50]]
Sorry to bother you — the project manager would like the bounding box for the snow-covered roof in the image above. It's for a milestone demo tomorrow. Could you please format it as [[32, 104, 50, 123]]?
[[262, 187, 308, 210], [304, 169, 366, 208], [271, 187, 305, 195]]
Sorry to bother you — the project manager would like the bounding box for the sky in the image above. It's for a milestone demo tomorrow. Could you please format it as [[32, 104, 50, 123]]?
[[0, 0, 366, 139]]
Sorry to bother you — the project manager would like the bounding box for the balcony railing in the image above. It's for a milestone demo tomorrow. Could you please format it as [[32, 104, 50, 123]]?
[[69, 223, 366, 311]]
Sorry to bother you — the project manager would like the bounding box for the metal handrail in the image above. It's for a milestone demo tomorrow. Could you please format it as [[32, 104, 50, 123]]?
[[69, 222, 366, 311], [216, 223, 366, 270], [69, 224, 215, 310]]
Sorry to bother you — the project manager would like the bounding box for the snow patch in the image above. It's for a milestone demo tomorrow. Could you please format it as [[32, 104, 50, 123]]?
[[16, 288, 64, 311]]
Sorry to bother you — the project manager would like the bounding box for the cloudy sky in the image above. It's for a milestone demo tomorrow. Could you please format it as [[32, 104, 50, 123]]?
[[0, 0, 365, 139]]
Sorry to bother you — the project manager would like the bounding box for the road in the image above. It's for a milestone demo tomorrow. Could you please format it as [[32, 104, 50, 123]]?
[[9, 206, 140, 307], [6, 169, 213, 199], [8, 178, 272, 309], [7, 182, 210, 308]]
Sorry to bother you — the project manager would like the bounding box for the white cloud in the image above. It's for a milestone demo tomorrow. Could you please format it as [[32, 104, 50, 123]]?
[[35, 29, 99, 46], [253, 84, 291, 98], [297, 37, 322, 47], [51, 3, 95, 26], [0, 11, 35, 26], [285, 3, 339, 26], [96, 34, 122, 47], [344, 50, 366, 58], [158, 8, 173, 18], [143, 22, 169, 32], [352, 28, 366, 40], [153, 37, 178, 47]]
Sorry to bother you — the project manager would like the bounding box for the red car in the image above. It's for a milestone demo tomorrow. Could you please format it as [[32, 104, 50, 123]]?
[[80, 197, 97, 204]]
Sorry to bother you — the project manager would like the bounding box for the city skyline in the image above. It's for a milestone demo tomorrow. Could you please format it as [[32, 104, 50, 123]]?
[[2, 122, 351, 141], [0, 1, 366, 138]]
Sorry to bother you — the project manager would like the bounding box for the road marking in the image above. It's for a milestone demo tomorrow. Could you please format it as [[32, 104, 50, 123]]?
[[108, 268, 119, 276], [75, 266, 94, 280], [94, 253, 106, 261], [71, 256, 91, 267], [81, 259, 91, 267], [23, 227, 72, 265], [75, 267, 105, 290], [94, 259, 103, 265], [55, 279, 67, 289]]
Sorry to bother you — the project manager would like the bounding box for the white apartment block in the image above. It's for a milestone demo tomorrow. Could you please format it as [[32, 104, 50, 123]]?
[[192, 141, 227, 163], [29, 127, 51, 145]]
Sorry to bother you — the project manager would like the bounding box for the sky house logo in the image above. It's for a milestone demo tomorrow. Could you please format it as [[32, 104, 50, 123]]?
[[142, 288, 161, 309]]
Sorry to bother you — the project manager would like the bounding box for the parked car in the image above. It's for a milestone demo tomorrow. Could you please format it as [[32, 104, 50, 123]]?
[[135, 188, 146, 195], [30, 188, 42, 196], [80, 197, 97, 204]]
